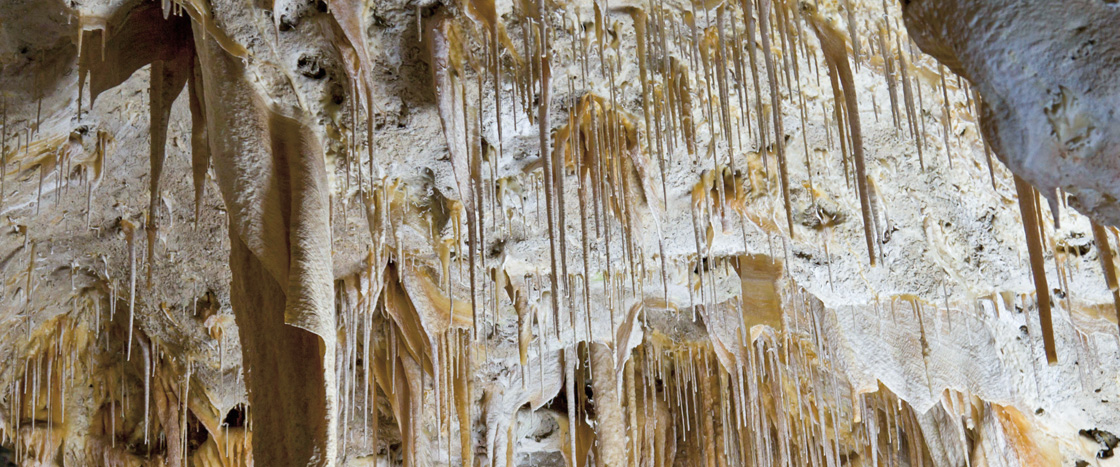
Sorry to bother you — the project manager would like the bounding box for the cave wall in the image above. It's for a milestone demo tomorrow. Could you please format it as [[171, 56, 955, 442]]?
[[0, 0, 1119, 465]]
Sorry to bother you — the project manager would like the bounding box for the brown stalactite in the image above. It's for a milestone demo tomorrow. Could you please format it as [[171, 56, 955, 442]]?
[[194, 27, 337, 465], [188, 56, 210, 224], [1013, 175, 1057, 364], [1091, 222, 1120, 336], [804, 3, 876, 266]]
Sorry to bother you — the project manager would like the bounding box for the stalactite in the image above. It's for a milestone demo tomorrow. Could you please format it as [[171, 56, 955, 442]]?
[[878, 27, 901, 133], [895, 34, 922, 169], [145, 52, 192, 288], [756, 0, 795, 234], [122, 219, 137, 360], [937, 64, 953, 169], [803, 4, 876, 265], [1013, 175, 1057, 364], [840, 0, 860, 67], [188, 57, 210, 224]]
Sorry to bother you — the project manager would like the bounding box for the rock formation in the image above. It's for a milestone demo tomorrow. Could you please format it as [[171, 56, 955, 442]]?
[[0, 0, 1118, 465]]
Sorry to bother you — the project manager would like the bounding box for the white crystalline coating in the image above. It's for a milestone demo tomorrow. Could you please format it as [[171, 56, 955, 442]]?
[[0, 0, 1118, 465]]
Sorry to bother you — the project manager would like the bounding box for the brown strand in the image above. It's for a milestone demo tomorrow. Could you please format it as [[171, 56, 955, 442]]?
[[1013, 175, 1057, 364]]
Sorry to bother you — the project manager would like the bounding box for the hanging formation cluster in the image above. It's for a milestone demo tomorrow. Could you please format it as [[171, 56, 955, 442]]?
[[1, 0, 1120, 464]]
